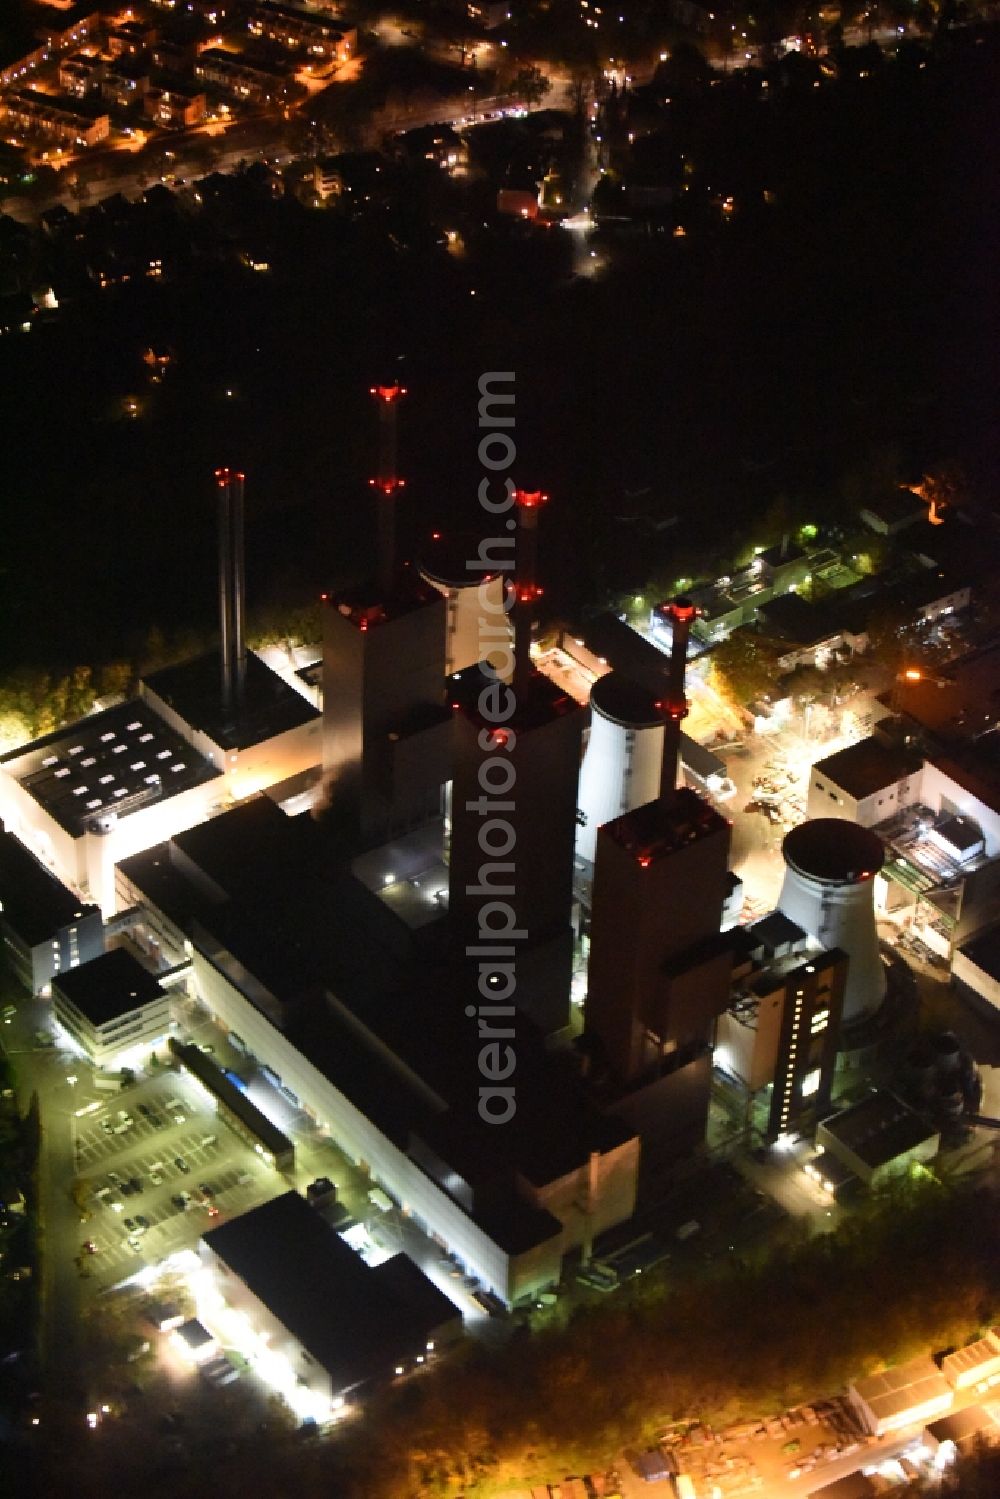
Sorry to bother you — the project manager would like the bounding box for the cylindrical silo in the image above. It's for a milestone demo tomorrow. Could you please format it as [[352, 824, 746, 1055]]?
[[575, 673, 664, 865], [778, 819, 886, 1025], [419, 532, 509, 677]]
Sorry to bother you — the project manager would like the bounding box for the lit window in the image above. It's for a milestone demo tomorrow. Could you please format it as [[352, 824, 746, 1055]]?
[[811, 1009, 829, 1034], [127, 721, 142, 731], [73, 786, 87, 796], [113, 743, 127, 754], [69, 745, 84, 755], [114, 787, 128, 798], [81, 756, 96, 767], [139, 732, 154, 743], [54, 767, 70, 778], [801, 1069, 821, 1098], [100, 732, 116, 742], [87, 799, 101, 809], [99, 774, 114, 785], [171, 763, 185, 773], [157, 750, 171, 760], [144, 774, 160, 785], [42, 755, 59, 767], [130, 762, 146, 771]]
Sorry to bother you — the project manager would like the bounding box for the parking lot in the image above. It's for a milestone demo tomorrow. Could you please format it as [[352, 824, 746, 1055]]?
[[73, 1072, 282, 1291]]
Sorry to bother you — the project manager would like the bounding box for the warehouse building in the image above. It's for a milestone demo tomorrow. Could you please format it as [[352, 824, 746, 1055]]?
[[849, 1356, 953, 1436], [200, 1191, 461, 1407]]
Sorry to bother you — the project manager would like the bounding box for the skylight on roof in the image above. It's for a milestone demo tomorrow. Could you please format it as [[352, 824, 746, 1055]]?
[[81, 756, 96, 767], [86, 799, 101, 809], [54, 767, 70, 778], [99, 774, 114, 785], [113, 744, 127, 755], [100, 732, 116, 743], [68, 745, 83, 756], [42, 755, 59, 767], [73, 786, 87, 796], [114, 787, 128, 798], [127, 721, 142, 731], [144, 774, 160, 785], [139, 733, 154, 743], [130, 762, 146, 771], [171, 763, 185, 773], [156, 750, 171, 760]]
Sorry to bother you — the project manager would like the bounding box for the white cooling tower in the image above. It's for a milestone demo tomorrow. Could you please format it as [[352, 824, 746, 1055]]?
[[576, 673, 664, 864], [419, 534, 509, 676], [778, 819, 886, 1025]]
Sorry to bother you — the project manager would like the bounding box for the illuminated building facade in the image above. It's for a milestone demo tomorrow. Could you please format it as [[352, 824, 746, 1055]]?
[[719, 915, 847, 1141], [52, 946, 171, 1066], [0, 824, 103, 994]]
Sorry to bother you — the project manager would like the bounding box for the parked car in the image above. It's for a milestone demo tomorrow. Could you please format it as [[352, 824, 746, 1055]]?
[[149, 1169, 164, 1186], [170, 1194, 187, 1211], [174, 1156, 190, 1174]]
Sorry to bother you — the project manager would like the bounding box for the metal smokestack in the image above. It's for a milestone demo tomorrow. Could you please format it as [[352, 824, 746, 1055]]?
[[231, 470, 247, 713], [512, 490, 547, 700], [657, 596, 696, 799], [215, 467, 247, 720], [216, 468, 233, 716], [369, 383, 406, 598]]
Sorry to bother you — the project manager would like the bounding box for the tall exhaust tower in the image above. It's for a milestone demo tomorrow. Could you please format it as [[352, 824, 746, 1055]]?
[[447, 488, 586, 1035], [321, 381, 449, 844], [216, 467, 247, 721]]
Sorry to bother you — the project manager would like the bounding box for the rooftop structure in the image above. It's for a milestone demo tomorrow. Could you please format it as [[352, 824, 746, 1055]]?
[[0, 825, 99, 949], [810, 737, 924, 810], [940, 1331, 1000, 1390], [141, 650, 319, 756], [169, 1039, 294, 1169], [817, 1090, 939, 1187], [201, 1192, 460, 1403], [849, 1356, 953, 1436], [923, 1403, 1000, 1455], [0, 699, 217, 840]]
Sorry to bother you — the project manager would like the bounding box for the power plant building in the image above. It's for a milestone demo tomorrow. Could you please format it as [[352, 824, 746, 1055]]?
[[575, 674, 664, 866], [717, 913, 847, 1140], [115, 796, 639, 1305]]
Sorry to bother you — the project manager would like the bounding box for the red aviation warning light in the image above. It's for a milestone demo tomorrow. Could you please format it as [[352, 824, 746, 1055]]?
[[514, 489, 549, 509], [370, 384, 407, 403], [368, 477, 406, 495]]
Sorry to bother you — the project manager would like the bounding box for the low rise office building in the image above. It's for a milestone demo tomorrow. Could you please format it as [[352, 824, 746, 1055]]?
[[52, 947, 171, 1066]]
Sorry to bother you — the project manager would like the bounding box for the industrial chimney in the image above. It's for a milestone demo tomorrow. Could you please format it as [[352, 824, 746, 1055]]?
[[512, 489, 547, 698], [657, 596, 696, 799], [215, 467, 247, 720], [368, 383, 406, 599]]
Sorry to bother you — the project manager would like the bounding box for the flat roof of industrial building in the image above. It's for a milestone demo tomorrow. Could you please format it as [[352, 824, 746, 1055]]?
[[757, 593, 845, 646], [0, 699, 220, 837], [601, 787, 730, 867], [202, 1191, 458, 1393], [851, 1355, 951, 1422], [813, 737, 923, 802], [142, 649, 319, 753], [820, 1091, 937, 1170], [53, 947, 167, 1028], [0, 828, 98, 945], [940, 1332, 1000, 1383]]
